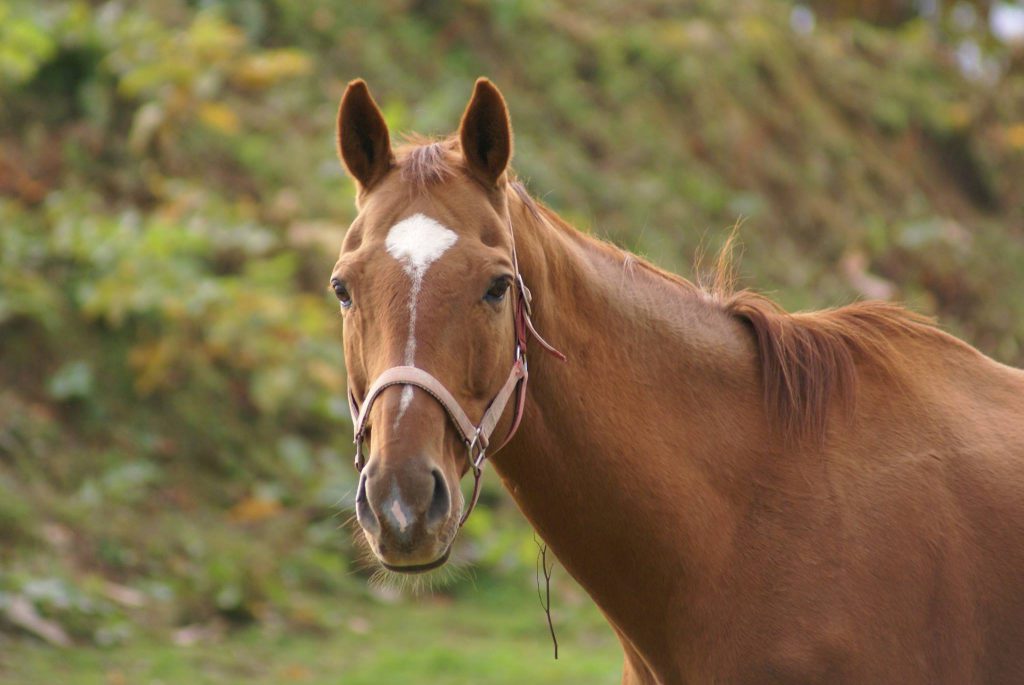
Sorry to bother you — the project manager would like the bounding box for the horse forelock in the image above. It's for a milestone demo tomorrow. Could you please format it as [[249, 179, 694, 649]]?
[[396, 137, 537, 201], [396, 136, 460, 188]]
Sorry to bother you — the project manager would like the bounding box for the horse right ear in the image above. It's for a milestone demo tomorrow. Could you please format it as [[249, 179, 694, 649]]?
[[336, 79, 393, 192]]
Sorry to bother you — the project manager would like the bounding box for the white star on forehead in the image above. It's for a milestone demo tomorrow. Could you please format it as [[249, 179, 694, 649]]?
[[384, 213, 459, 428], [385, 213, 459, 275]]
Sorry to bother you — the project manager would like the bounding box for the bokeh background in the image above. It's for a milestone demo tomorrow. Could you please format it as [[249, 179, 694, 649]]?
[[1, 1, 1022, 683]]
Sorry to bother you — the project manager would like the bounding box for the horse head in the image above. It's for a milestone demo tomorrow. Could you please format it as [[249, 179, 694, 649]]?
[[331, 79, 528, 573]]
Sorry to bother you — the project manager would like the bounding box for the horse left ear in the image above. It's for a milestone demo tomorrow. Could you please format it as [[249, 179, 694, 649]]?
[[459, 78, 512, 187]]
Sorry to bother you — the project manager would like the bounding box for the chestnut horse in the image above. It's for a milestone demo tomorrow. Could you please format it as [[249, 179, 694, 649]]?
[[330, 78, 1024, 684]]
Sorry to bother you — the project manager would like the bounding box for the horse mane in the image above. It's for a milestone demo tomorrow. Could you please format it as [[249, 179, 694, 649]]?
[[723, 293, 942, 444], [694, 230, 944, 445], [394, 138, 952, 446], [526, 196, 949, 445]]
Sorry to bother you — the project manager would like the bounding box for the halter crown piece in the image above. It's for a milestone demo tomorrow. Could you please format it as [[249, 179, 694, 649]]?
[[346, 214, 566, 527]]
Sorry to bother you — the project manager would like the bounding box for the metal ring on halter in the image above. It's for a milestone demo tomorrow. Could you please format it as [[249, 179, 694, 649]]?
[[460, 439, 487, 527], [467, 426, 486, 477], [473, 446, 487, 472]]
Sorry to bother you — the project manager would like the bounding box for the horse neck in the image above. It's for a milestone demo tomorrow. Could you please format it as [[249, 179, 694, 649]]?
[[494, 194, 770, 650]]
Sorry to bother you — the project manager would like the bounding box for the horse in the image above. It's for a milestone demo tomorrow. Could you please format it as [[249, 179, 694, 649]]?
[[329, 78, 1024, 684]]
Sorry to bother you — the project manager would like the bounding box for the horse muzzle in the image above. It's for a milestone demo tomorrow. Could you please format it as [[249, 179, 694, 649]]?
[[355, 457, 460, 571]]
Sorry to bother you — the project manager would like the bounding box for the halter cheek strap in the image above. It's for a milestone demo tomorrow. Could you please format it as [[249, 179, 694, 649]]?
[[347, 215, 565, 529]]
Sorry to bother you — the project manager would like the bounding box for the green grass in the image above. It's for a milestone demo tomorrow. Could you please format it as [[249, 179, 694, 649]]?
[[0, 577, 622, 685]]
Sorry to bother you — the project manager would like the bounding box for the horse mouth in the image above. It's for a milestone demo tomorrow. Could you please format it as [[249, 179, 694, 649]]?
[[380, 547, 451, 574]]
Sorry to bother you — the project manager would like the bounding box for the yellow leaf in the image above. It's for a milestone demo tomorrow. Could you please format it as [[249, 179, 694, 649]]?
[[281, 664, 313, 682], [128, 339, 175, 395], [197, 102, 240, 135], [228, 496, 282, 523], [307, 360, 345, 392], [1005, 123, 1024, 150], [129, 102, 165, 153], [232, 50, 312, 90], [946, 103, 971, 130]]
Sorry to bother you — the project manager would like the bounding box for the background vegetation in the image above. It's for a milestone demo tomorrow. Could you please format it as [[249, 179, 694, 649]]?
[[1, 0, 1022, 682]]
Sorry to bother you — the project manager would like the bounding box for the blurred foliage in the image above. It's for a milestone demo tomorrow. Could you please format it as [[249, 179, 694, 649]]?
[[0, 0, 1022, 655]]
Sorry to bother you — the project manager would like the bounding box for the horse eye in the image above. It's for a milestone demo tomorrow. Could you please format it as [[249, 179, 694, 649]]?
[[483, 277, 510, 304], [331, 279, 352, 308]]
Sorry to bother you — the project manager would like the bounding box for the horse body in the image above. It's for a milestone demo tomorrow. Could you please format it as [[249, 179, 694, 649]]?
[[495, 198, 1024, 683], [331, 78, 1024, 684]]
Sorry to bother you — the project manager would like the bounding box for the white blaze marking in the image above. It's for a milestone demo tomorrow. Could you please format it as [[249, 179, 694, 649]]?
[[384, 213, 458, 429]]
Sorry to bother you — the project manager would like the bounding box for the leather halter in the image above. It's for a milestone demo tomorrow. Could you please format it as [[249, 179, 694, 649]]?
[[347, 215, 566, 528]]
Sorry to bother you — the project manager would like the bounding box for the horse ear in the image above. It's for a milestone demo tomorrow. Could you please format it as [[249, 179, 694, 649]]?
[[336, 79, 393, 191], [459, 78, 512, 187]]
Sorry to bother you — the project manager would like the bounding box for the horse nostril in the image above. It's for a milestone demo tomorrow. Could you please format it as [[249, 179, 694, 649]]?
[[355, 472, 379, 536], [426, 467, 450, 527], [355, 472, 368, 504]]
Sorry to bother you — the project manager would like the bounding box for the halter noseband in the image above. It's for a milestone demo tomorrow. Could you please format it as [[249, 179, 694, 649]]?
[[347, 215, 565, 528]]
